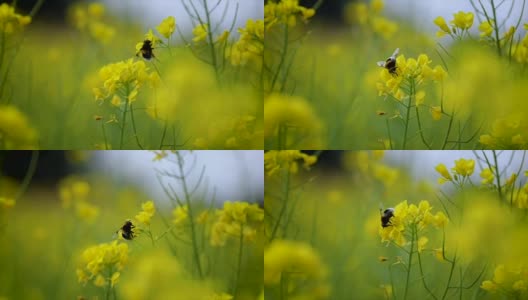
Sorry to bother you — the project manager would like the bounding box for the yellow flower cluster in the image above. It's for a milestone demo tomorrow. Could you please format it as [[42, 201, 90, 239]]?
[[435, 158, 475, 185], [478, 20, 494, 38], [481, 264, 528, 297], [512, 181, 528, 209], [264, 240, 330, 299], [0, 105, 38, 149], [480, 115, 528, 149], [229, 19, 264, 67], [379, 200, 448, 246], [58, 178, 99, 223], [434, 11, 474, 38], [192, 24, 209, 43], [344, 0, 397, 40], [172, 205, 188, 227], [480, 167, 495, 185], [135, 201, 156, 226], [264, 0, 315, 29], [264, 93, 324, 148], [156, 16, 176, 39], [513, 31, 528, 64], [210, 201, 264, 247], [76, 240, 128, 288], [93, 59, 159, 104], [264, 150, 317, 177], [0, 3, 31, 34], [377, 52, 447, 104], [68, 2, 115, 44]]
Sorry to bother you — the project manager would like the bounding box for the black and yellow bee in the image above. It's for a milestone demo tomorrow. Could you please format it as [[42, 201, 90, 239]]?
[[117, 220, 135, 240], [380, 208, 394, 228], [136, 40, 155, 60], [377, 48, 399, 75]]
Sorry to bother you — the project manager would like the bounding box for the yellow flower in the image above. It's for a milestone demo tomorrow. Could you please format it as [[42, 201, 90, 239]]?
[[451, 11, 474, 30], [453, 158, 475, 177], [415, 90, 426, 106], [156, 16, 176, 39], [480, 168, 495, 185], [173, 205, 189, 226], [216, 30, 229, 43], [0, 105, 38, 149], [481, 280, 498, 292], [192, 23, 209, 43], [0, 3, 32, 34], [135, 200, 156, 225], [430, 106, 442, 121], [478, 20, 493, 37], [417, 236, 428, 253], [77, 241, 129, 288], [434, 16, 451, 34], [264, 150, 318, 177], [210, 201, 263, 246], [435, 163, 452, 184]]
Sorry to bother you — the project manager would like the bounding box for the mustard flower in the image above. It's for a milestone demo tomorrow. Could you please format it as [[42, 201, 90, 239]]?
[[192, 24, 209, 43], [156, 16, 176, 39], [173, 205, 189, 227], [0, 3, 31, 34], [478, 20, 494, 37], [430, 106, 442, 120], [451, 11, 474, 30], [379, 200, 448, 246], [435, 163, 452, 184], [58, 178, 99, 223], [135, 200, 156, 226], [264, 0, 315, 29], [434, 16, 451, 37], [68, 2, 114, 44], [480, 168, 495, 185], [0, 105, 38, 149], [229, 19, 264, 67], [480, 115, 528, 149], [481, 264, 528, 297], [210, 201, 263, 246], [264, 150, 317, 177], [453, 158, 475, 177], [76, 241, 129, 288], [264, 240, 330, 299], [345, 0, 397, 39]]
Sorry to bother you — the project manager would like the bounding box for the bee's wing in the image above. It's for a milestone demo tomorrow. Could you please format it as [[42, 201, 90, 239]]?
[[377, 61, 386, 67], [391, 48, 400, 58]]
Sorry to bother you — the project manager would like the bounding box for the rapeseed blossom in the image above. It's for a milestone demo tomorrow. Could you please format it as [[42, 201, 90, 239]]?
[[210, 201, 264, 246], [58, 178, 99, 223], [229, 19, 264, 67], [345, 0, 397, 40], [264, 0, 315, 29], [135, 200, 156, 226], [68, 2, 114, 44], [192, 24, 209, 43], [76, 241, 128, 288], [435, 158, 475, 185], [434, 11, 474, 38], [0, 3, 31, 34], [156, 16, 176, 39], [0, 105, 38, 149], [264, 150, 317, 177]]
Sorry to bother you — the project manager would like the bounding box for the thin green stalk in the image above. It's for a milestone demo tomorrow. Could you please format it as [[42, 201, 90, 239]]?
[[101, 122, 108, 150], [442, 254, 457, 300], [176, 152, 203, 279], [417, 250, 438, 299], [29, 0, 46, 17], [403, 224, 415, 300], [14, 150, 39, 201], [119, 98, 129, 150], [129, 103, 144, 149], [492, 150, 504, 200], [270, 168, 290, 242], [402, 97, 413, 150], [233, 224, 244, 297], [490, 0, 502, 56], [270, 24, 289, 92], [202, 0, 220, 82]]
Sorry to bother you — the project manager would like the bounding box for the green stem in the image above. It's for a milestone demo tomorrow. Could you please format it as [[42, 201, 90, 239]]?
[[403, 224, 415, 300], [270, 168, 290, 242], [14, 151, 39, 201], [490, 0, 502, 56], [270, 23, 289, 92], [176, 152, 203, 279], [101, 122, 108, 150], [492, 150, 504, 201], [118, 96, 129, 150], [129, 103, 144, 149], [202, 0, 220, 83], [233, 224, 244, 297], [402, 98, 413, 150]]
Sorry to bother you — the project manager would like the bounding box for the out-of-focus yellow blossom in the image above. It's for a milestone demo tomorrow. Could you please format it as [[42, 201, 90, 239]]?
[[345, 0, 397, 40], [135, 200, 156, 226], [453, 158, 475, 177], [480, 115, 528, 149], [264, 240, 330, 299], [451, 11, 474, 30], [379, 200, 448, 246], [59, 178, 99, 223], [173, 205, 188, 227], [210, 201, 263, 246], [264, 0, 315, 29], [435, 163, 452, 184], [503, 26, 516, 42], [229, 19, 263, 67], [264, 94, 325, 148], [208, 293, 233, 300], [430, 106, 442, 120], [68, 2, 114, 44], [93, 59, 158, 103], [0, 197, 15, 210], [0, 3, 31, 34], [417, 236, 428, 253], [434, 16, 451, 37], [505, 173, 517, 187], [264, 150, 317, 177], [481, 264, 528, 297], [120, 250, 214, 299], [0, 105, 38, 149], [480, 168, 495, 185], [156, 16, 176, 39], [192, 23, 208, 43], [76, 241, 128, 288], [478, 20, 494, 37]]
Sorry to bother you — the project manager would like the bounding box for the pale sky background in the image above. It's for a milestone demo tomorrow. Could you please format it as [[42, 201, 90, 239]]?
[[93, 151, 264, 205]]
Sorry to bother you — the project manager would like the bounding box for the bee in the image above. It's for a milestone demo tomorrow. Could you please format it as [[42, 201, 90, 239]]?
[[380, 208, 395, 228], [117, 220, 135, 240], [377, 48, 399, 75], [136, 39, 155, 60]]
